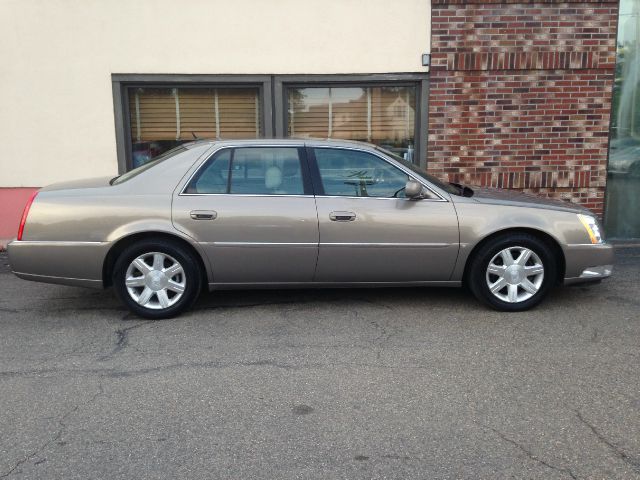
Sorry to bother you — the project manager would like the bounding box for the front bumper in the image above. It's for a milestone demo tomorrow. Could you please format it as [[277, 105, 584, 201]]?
[[563, 242, 614, 285]]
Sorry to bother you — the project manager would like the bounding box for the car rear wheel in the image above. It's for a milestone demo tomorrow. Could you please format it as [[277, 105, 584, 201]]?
[[113, 239, 202, 319], [467, 233, 557, 311]]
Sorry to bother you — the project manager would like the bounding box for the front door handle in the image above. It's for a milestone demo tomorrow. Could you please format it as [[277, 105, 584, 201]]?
[[329, 211, 356, 222], [190, 210, 217, 220]]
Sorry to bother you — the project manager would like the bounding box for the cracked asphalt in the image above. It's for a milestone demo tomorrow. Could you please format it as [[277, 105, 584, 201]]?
[[0, 248, 638, 479]]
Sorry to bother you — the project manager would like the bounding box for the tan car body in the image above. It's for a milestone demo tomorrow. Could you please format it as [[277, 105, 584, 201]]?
[[8, 139, 613, 290]]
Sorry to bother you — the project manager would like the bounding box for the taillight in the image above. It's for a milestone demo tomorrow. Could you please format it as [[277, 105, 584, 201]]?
[[17, 191, 38, 241]]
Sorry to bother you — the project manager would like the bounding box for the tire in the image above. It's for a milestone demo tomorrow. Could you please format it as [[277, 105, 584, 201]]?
[[112, 239, 202, 319], [467, 233, 557, 312]]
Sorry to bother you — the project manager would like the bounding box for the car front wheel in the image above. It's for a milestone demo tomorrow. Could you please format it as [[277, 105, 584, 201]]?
[[467, 233, 557, 311], [112, 239, 202, 319]]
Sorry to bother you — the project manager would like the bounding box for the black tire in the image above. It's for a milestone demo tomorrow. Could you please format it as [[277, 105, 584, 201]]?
[[467, 233, 557, 312], [112, 239, 202, 319]]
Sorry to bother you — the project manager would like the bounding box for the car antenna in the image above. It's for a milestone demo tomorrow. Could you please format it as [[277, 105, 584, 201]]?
[[191, 132, 199, 140]]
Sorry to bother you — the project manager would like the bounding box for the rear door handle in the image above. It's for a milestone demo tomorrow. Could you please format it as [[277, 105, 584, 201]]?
[[329, 211, 356, 222], [190, 210, 217, 220]]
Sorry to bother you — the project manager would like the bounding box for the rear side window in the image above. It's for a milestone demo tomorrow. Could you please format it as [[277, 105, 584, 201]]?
[[112, 146, 188, 185], [185, 147, 305, 195], [185, 149, 230, 194]]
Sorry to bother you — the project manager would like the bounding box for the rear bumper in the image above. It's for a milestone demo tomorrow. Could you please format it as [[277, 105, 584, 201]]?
[[563, 242, 614, 285], [7, 240, 108, 289]]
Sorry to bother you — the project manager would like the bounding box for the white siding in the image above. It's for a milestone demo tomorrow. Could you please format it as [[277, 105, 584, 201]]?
[[0, 0, 430, 186]]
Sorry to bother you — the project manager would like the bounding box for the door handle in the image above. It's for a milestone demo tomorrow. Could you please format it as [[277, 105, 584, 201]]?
[[329, 211, 356, 222], [190, 210, 217, 220]]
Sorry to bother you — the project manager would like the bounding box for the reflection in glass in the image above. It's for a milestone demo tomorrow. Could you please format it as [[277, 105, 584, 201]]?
[[287, 86, 416, 162], [128, 87, 261, 168], [606, 0, 640, 238]]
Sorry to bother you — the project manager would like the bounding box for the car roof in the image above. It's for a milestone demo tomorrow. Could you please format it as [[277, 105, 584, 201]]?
[[183, 137, 378, 150]]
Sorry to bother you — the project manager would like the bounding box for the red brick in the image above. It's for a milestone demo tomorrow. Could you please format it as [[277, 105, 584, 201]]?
[[427, 1, 617, 215]]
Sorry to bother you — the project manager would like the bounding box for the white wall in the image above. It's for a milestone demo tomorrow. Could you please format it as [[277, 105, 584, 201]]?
[[0, 0, 430, 186]]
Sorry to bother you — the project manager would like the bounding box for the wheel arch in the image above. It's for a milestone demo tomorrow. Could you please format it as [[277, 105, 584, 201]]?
[[461, 227, 566, 286], [102, 231, 210, 288]]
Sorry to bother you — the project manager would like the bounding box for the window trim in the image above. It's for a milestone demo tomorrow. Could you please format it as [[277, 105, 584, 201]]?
[[180, 145, 313, 196], [306, 146, 447, 202], [112, 74, 274, 173], [112, 73, 429, 174]]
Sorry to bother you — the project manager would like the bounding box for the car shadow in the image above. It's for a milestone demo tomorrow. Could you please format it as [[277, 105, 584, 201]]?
[[192, 286, 476, 312]]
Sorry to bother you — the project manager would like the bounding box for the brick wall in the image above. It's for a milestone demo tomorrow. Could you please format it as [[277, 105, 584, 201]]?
[[427, 0, 618, 216]]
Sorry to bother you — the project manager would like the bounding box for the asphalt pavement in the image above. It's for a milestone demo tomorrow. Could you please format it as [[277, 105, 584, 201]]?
[[0, 248, 638, 479]]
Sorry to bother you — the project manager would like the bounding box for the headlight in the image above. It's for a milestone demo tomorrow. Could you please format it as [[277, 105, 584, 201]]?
[[577, 214, 603, 244]]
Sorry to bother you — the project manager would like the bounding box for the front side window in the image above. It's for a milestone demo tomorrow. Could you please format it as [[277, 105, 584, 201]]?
[[186, 147, 304, 195], [289, 86, 417, 161], [314, 148, 409, 198], [128, 87, 261, 168]]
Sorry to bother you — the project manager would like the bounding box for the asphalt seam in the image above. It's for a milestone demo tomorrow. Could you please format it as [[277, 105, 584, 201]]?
[[0, 383, 104, 478]]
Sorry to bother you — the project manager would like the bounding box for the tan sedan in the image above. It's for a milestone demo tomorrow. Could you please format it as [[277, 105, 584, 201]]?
[[8, 139, 613, 318]]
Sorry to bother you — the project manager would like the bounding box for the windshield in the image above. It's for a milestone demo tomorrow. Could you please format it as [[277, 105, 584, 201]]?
[[111, 146, 188, 185], [375, 146, 463, 196]]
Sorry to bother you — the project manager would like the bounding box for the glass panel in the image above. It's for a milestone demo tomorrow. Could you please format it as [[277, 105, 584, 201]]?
[[229, 148, 304, 195], [113, 145, 189, 186], [128, 87, 261, 168], [314, 148, 409, 198], [184, 149, 231, 194], [605, 0, 640, 238], [288, 86, 417, 161]]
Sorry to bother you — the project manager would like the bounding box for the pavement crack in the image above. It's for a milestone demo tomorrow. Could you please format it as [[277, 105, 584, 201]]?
[[574, 409, 640, 472], [0, 382, 104, 478], [483, 425, 578, 480], [99, 321, 153, 361], [369, 319, 398, 361]]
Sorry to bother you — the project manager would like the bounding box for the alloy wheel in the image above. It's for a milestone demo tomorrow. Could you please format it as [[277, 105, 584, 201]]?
[[485, 246, 545, 303], [124, 252, 186, 310]]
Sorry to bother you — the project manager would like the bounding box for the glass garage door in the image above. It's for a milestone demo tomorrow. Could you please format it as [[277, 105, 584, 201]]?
[[606, 0, 640, 239]]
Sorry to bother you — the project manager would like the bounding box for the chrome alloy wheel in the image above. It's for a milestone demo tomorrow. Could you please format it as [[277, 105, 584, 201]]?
[[124, 252, 186, 310], [485, 246, 544, 303]]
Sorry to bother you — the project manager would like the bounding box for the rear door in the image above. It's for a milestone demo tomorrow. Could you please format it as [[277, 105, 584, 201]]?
[[309, 146, 459, 283], [172, 146, 319, 284]]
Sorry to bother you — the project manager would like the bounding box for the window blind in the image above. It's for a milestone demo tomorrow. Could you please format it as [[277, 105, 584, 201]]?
[[129, 87, 261, 143], [288, 86, 416, 148]]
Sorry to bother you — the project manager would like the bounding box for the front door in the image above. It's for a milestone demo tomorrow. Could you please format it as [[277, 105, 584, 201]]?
[[310, 147, 459, 283], [173, 146, 318, 284]]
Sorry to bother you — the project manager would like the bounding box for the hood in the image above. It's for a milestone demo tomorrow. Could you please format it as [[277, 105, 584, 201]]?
[[39, 176, 114, 192], [469, 186, 591, 214]]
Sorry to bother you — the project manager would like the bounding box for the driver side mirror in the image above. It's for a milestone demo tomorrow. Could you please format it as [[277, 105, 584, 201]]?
[[405, 179, 424, 199]]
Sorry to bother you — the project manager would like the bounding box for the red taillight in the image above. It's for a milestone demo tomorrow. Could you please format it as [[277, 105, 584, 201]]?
[[17, 191, 38, 241]]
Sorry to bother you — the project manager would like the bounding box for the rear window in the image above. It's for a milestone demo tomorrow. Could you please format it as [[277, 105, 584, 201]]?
[[111, 146, 188, 185]]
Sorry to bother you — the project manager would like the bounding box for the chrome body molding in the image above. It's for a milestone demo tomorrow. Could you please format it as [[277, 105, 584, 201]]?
[[12, 240, 107, 246], [201, 242, 317, 247], [201, 242, 451, 248], [320, 242, 451, 248], [12, 271, 103, 289]]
